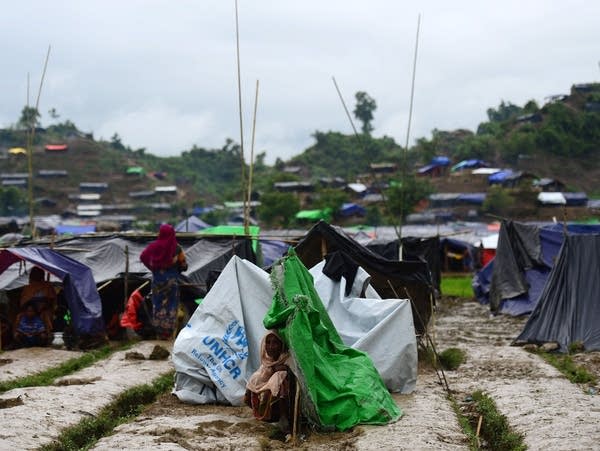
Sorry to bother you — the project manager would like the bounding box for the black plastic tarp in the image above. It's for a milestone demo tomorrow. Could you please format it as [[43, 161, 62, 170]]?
[[514, 234, 600, 352], [294, 221, 434, 334]]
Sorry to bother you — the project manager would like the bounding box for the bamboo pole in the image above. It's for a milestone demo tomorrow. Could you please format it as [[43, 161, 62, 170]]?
[[292, 379, 301, 444], [124, 245, 129, 311], [26, 45, 51, 240], [245, 79, 260, 235], [234, 0, 247, 232]]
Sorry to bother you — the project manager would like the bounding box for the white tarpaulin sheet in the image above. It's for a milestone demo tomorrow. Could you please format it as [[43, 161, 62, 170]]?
[[172, 256, 417, 404], [171, 256, 273, 405], [310, 261, 417, 393]]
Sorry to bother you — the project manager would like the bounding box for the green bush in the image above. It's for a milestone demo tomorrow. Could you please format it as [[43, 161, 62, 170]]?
[[439, 347, 467, 370]]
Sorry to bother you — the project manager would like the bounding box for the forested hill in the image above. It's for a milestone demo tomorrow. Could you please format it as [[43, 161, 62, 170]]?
[[0, 82, 599, 221]]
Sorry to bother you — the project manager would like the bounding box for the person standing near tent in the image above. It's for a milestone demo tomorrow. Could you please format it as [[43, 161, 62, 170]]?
[[244, 330, 293, 432], [140, 224, 187, 339]]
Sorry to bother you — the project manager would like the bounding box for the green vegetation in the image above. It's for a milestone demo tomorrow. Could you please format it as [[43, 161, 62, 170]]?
[[456, 391, 527, 451], [441, 275, 473, 298], [439, 347, 467, 370], [0, 342, 134, 394], [40, 371, 174, 451], [534, 352, 596, 385]]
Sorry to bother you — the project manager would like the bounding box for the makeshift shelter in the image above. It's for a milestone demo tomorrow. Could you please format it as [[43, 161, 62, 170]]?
[[538, 192, 566, 206], [339, 203, 366, 217], [0, 248, 105, 337], [175, 215, 211, 232], [473, 220, 600, 316], [295, 209, 332, 222], [451, 159, 487, 172], [172, 254, 417, 408], [8, 147, 27, 155], [310, 253, 417, 393], [514, 234, 600, 352], [44, 144, 68, 152], [264, 250, 401, 430], [126, 166, 145, 175], [294, 221, 434, 334]]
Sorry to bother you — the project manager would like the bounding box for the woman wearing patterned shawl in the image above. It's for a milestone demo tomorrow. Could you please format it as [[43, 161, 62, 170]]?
[[245, 330, 293, 426], [140, 224, 187, 339]]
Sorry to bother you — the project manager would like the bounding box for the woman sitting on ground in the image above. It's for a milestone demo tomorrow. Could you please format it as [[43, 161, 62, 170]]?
[[20, 266, 57, 335], [244, 330, 293, 430]]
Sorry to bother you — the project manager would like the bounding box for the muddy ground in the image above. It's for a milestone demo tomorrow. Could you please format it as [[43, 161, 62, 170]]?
[[2, 298, 600, 450]]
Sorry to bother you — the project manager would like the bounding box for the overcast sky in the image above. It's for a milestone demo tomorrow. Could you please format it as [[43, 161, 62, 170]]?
[[1, 1, 599, 164]]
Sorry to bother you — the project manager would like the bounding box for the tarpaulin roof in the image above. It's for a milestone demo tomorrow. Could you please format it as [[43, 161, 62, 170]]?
[[514, 234, 600, 352], [562, 192, 588, 206], [126, 166, 145, 175], [44, 144, 68, 151], [175, 215, 211, 232], [8, 147, 27, 155], [451, 159, 487, 172], [457, 193, 486, 205], [538, 192, 566, 205], [339, 203, 366, 217], [0, 248, 104, 336], [295, 209, 332, 221], [417, 163, 440, 174], [488, 169, 515, 184], [476, 220, 600, 316], [431, 156, 451, 166], [264, 250, 402, 430], [294, 221, 434, 334], [55, 224, 96, 235]]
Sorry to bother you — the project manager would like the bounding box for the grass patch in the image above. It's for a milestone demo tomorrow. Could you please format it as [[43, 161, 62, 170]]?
[[439, 347, 467, 370], [456, 391, 526, 451], [441, 275, 473, 298], [536, 352, 596, 385], [449, 395, 479, 450], [40, 371, 174, 451], [0, 342, 135, 394]]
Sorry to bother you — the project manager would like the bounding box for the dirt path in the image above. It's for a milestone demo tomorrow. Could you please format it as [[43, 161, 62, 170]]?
[[0, 348, 83, 383], [0, 341, 172, 450], [3, 299, 600, 450], [436, 299, 600, 450]]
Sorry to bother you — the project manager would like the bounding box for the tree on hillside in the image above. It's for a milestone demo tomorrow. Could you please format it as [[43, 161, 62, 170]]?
[[48, 108, 60, 120], [258, 192, 300, 228], [18, 106, 41, 130], [486, 101, 522, 123], [0, 187, 27, 216], [385, 176, 433, 220], [353, 91, 377, 134]]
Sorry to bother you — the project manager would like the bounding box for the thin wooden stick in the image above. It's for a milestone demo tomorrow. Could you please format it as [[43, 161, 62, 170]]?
[[292, 378, 301, 443]]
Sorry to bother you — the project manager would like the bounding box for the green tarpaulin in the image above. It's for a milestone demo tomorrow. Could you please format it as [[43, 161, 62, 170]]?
[[126, 166, 145, 175], [264, 249, 402, 431], [295, 209, 332, 222], [199, 225, 260, 253]]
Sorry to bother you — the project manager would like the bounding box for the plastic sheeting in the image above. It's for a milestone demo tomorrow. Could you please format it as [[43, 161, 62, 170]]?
[[294, 221, 434, 334], [172, 256, 273, 405], [0, 248, 104, 335], [310, 259, 417, 393], [172, 254, 417, 404], [515, 235, 600, 352], [264, 249, 401, 431]]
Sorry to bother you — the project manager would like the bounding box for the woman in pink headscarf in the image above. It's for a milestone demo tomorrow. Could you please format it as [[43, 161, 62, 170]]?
[[140, 224, 187, 339], [244, 330, 292, 428]]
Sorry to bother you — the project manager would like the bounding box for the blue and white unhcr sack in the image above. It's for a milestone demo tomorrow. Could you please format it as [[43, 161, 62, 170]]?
[[171, 256, 273, 405]]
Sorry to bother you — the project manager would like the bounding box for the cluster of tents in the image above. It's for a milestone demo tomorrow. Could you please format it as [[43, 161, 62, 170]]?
[[0, 221, 442, 430], [473, 220, 600, 352]]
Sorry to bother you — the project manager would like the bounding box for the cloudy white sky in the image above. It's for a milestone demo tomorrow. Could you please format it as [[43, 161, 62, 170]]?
[[1, 1, 599, 163]]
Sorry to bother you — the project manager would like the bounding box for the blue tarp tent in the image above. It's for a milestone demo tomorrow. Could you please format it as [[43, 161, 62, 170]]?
[[259, 239, 289, 268], [562, 192, 588, 206], [0, 248, 105, 336], [431, 156, 451, 166], [339, 203, 366, 217], [472, 221, 600, 316], [55, 224, 96, 235], [457, 193, 486, 205], [488, 169, 515, 184], [451, 159, 487, 172]]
